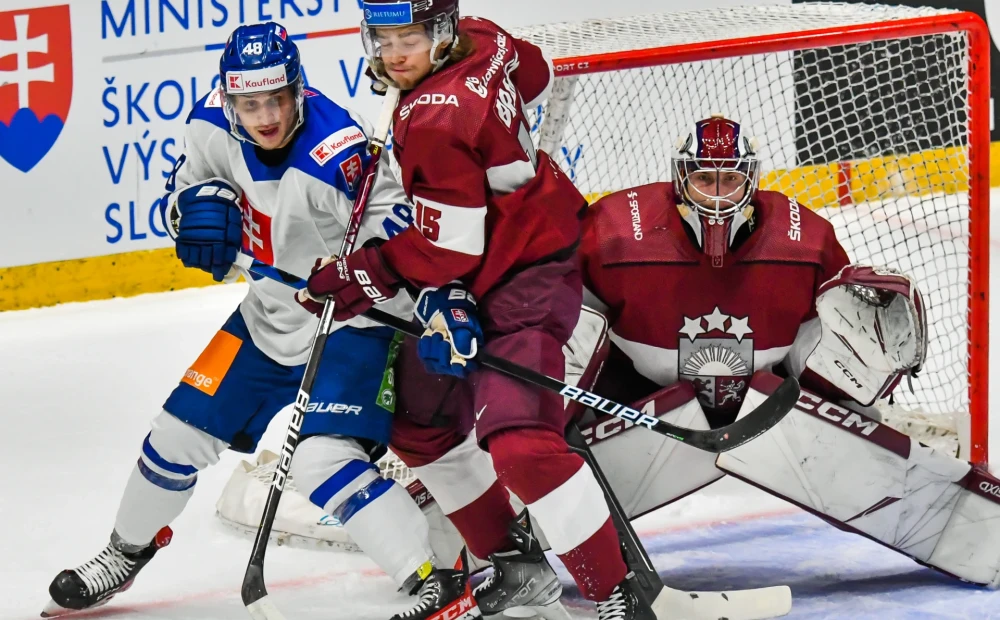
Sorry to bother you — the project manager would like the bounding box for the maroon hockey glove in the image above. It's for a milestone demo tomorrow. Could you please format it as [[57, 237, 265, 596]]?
[[301, 246, 402, 321]]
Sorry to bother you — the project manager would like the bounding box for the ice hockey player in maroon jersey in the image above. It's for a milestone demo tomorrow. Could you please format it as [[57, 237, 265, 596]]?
[[577, 115, 1000, 591], [296, 1, 651, 619]]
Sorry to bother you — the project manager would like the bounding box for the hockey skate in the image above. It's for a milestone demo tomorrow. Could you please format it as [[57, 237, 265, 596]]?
[[596, 573, 656, 620], [472, 509, 571, 620], [41, 526, 172, 617], [390, 549, 481, 620]]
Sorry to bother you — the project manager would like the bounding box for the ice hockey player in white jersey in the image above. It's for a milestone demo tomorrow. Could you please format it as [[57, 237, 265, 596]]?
[[42, 22, 467, 617]]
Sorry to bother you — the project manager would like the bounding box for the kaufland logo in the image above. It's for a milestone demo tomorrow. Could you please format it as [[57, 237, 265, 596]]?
[[309, 126, 366, 166], [244, 75, 286, 90], [226, 67, 288, 94], [0, 5, 73, 173], [328, 129, 364, 152]]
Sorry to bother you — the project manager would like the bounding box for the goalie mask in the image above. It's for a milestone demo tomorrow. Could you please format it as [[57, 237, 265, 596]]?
[[361, 0, 460, 88], [672, 115, 761, 267]]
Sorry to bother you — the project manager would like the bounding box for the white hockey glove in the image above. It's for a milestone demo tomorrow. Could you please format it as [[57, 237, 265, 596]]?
[[806, 264, 927, 406]]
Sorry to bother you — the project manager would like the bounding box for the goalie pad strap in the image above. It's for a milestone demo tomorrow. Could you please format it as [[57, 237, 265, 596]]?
[[579, 381, 723, 519]]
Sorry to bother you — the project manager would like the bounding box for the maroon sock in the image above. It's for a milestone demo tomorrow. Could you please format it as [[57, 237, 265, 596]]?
[[444, 479, 517, 559]]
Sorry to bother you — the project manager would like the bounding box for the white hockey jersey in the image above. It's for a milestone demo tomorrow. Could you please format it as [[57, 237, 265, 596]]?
[[168, 87, 414, 366]]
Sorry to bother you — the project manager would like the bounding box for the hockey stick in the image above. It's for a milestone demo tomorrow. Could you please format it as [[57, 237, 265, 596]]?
[[239, 86, 401, 620], [235, 256, 799, 454], [564, 424, 793, 619]]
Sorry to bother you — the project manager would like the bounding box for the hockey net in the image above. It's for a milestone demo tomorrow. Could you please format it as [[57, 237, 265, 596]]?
[[216, 2, 991, 548], [520, 2, 990, 463]]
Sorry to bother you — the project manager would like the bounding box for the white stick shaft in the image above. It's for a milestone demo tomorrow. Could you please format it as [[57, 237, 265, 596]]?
[[371, 86, 400, 146]]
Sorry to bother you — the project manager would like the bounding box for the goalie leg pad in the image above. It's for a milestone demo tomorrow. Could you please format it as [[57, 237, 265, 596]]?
[[581, 381, 724, 519], [717, 372, 1000, 586], [115, 410, 228, 547], [291, 435, 434, 587]]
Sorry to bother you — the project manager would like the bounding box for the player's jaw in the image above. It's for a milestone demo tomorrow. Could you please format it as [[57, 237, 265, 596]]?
[[248, 121, 291, 149], [383, 55, 433, 90]]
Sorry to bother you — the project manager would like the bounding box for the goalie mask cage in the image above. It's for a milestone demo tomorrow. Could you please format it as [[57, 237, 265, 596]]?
[[517, 2, 991, 465]]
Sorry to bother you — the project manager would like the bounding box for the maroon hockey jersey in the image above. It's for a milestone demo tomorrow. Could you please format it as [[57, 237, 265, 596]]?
[[581, 182, 850, 421], [380, 17, 586, 298]]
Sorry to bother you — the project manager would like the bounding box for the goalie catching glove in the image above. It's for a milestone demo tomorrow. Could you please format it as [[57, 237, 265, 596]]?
[[806, 264, 928, 406], [414, 284, 483, 378]]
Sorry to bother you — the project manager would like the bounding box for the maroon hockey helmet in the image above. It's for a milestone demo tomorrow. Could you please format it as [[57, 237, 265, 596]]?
[[361, 0, 460, 85], [672, 114, 761, 267]]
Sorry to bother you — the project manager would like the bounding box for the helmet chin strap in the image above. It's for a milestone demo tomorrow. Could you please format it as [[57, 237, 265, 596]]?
[[428, 36, 451, 72]]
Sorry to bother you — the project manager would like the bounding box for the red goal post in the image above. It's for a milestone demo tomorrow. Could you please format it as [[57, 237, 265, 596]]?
[[515, 4, 991, 465]]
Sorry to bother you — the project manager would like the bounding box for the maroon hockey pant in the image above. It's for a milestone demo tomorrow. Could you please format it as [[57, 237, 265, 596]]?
[[391, 257, 627, 601]]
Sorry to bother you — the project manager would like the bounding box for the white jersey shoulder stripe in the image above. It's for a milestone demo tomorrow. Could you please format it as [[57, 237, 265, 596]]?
[[486, 159, 535, 194], [413, 195, 486, 257]]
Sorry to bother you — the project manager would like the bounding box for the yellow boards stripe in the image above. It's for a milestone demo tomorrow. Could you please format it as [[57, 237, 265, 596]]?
[[0, 248, 219, 312]]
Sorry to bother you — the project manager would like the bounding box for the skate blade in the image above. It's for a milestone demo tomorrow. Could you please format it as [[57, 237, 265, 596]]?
[[40, 596, 113, 618], [653, 584, 793, 620], [499, 600, 573, 620]]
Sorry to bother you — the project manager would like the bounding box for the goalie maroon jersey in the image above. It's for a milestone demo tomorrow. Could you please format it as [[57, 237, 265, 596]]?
[[581, 182, 850, 422], [380, 17, 586, 298]]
